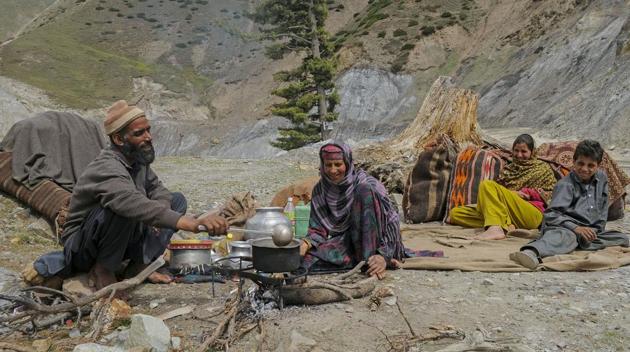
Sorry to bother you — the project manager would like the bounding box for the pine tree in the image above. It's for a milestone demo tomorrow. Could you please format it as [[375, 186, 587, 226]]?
[[253, 0, 339, 150]]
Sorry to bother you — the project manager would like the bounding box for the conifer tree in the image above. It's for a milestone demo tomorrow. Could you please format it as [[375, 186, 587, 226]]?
[[253, 0, 339, 150]]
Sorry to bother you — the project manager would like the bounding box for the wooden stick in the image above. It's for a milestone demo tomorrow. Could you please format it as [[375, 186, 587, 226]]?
[[0, 257, 164, 315], [21, 286, 79, 304], [334, 261, 366, 281], [395, 301, 417, 338], [196, 301, 239, 352], [256, 319, 266, 352], [157, 305, 194, 321], [0, 342, 35, 352], [302, 282, 353, 301]]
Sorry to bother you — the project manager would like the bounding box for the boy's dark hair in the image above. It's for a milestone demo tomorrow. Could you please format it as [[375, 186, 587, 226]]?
[[512, 134, 535, 152], [573, 140, 604, 163]]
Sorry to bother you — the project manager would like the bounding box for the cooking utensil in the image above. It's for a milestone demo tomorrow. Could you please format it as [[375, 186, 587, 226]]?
[[251, 238, 301, 273], [270, 224, 293, 246], [167, 240, 213, 270], [197, 225, 294, 247], [229, 240, 252, 258], [245, 207, 292, 240]]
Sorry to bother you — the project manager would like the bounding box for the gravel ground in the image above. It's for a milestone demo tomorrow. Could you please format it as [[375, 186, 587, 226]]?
[[0, 156, 629, 352]]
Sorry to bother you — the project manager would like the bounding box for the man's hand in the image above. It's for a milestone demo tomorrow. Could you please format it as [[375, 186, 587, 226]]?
[[574, 226, 597, 241], [367, 255, 387, 280], [197, 214, 228, 235], [176, 214, 228, 235]]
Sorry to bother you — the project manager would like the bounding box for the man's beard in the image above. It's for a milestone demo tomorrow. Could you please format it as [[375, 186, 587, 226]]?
[[121, 139, 155, 165]]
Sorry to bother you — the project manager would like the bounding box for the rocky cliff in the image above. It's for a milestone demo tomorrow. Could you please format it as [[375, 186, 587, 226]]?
[[0, 0, 628, 158]]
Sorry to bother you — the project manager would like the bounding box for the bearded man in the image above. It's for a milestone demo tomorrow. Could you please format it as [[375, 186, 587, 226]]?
[[59, 100, 227, 291]]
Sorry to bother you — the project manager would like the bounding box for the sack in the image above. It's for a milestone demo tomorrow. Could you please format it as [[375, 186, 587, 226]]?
[[445, 146, 505, 219], [607, 195, 625, 221], [402, 136, 457, 223], [0, 152, 71, 223], [270, 176, 320, 207]]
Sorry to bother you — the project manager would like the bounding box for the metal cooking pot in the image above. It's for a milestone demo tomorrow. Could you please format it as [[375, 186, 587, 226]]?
[[244, 207, 292, 241], [167, 240, 213, 270], [169, 249, 212, 270], [229, 241, 252, 258], [251, 238, 301, 273]]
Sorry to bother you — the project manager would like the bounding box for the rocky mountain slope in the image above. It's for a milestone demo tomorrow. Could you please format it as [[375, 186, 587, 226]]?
[[0, 0, 628, 157]]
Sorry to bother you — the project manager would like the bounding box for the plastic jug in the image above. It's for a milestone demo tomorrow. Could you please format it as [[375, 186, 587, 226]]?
[[295, 203, 310, 239]]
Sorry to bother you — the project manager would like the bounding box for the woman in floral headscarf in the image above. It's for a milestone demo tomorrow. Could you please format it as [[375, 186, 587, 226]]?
[[300, 141, 442, 279], [448, 134, 558, 240]]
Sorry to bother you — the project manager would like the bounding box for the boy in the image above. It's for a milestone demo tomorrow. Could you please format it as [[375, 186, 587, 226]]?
[[510, 140, 629, 269]]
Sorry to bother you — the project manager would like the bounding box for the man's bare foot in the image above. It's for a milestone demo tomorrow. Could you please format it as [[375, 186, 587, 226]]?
[[91, 263, 117, 290], [474, 226, 506, 240], [90, 263, 129, 300], [147, 271, 173, 284]]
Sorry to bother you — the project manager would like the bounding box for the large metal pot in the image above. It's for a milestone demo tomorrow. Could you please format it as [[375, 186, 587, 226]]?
[[244, 207, 292, 241], [251, 238, 301, 273]]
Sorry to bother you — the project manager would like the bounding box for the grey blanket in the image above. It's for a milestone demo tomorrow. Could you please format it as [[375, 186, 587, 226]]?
[[0, 111, 106, 191]]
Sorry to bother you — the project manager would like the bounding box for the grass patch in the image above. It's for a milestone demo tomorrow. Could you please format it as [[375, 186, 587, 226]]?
[[0, 26, 213, 109]]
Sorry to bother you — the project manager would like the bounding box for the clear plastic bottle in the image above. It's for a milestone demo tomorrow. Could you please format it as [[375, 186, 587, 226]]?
[[284, 197, 296, 233]]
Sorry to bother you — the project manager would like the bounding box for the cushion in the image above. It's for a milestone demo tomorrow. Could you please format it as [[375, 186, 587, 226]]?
[[445, 146, 505, 218], [402, 135, 457, 223]]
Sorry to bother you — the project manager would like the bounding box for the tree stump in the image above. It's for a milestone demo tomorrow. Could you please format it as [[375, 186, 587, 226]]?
[[356, 76, 482, 193]]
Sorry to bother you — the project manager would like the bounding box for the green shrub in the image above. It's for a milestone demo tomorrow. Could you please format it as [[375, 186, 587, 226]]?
[[408, 19, 419, 27], [175, 43, 187, 48], [459, 13, 467, 20], [401, 43, 415, 50], [441, 11, 452, 18], [421, 25, 435, 35], [377, 31, 386, 38], [393, 29, 407, 37]]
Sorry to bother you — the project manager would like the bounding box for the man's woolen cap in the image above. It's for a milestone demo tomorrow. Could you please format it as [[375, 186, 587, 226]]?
[[104, 100, 145, 135]]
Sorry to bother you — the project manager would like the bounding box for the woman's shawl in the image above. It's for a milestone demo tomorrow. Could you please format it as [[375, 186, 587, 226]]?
[[497, 157, 557, 202]]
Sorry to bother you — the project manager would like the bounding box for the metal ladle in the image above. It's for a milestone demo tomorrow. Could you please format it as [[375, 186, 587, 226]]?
[[197, 223, 294, 247]]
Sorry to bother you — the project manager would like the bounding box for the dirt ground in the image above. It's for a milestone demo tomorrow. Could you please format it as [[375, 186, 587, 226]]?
[[1, 153, 630, 352]]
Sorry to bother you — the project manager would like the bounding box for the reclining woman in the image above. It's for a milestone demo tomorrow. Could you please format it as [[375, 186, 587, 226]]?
[[448, 134, 557, 240], [299, 142, 441, 279]]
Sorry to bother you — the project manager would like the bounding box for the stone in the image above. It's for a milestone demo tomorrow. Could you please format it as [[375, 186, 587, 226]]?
[[69, 328, 81, 338], [62, 274, 94, 297], [482, 278, 495, 286], [32, 338, 52, 352], [171, 336, 182, 350], [345, 306, 354, 313], [149, 298, 166, 309], [523, 295, 537, 303], [27, 218, 54, 239], [73, 343, 124, 352], [124, 314, 171, 352], [383, 296, 397, 306], [276, 330, 317, 352]]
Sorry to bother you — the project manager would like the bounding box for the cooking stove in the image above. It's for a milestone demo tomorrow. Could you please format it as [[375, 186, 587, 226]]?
[[208, 257, 308, 309]]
